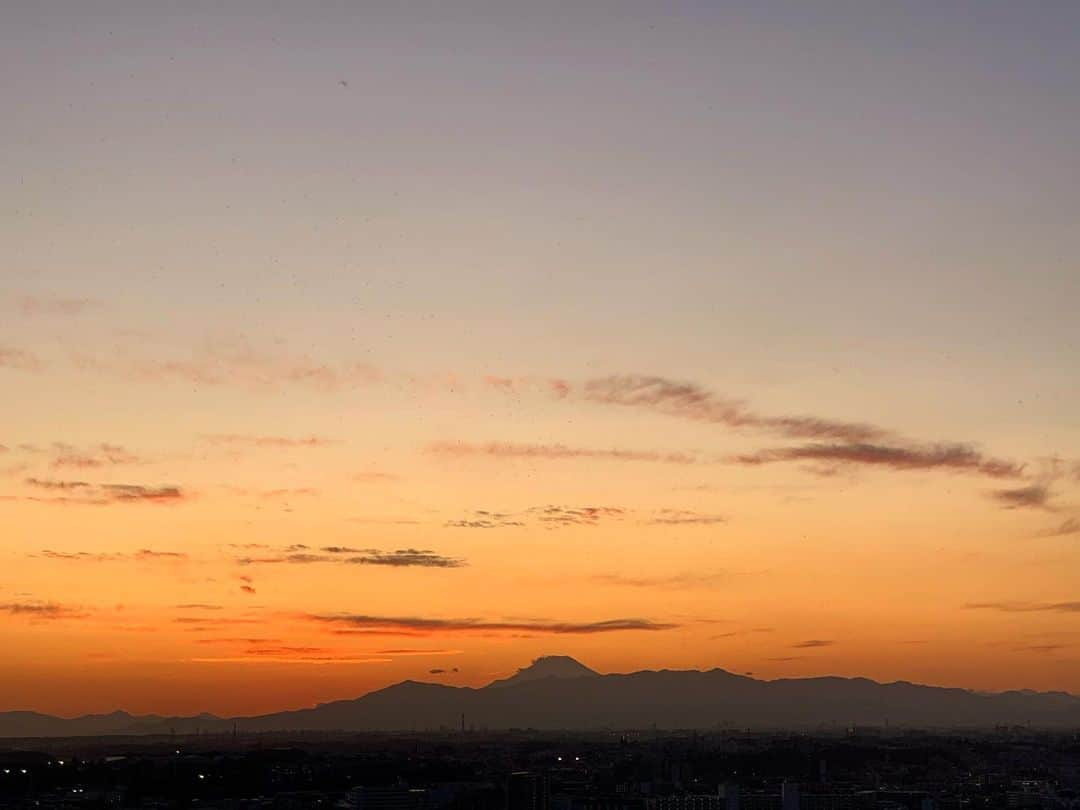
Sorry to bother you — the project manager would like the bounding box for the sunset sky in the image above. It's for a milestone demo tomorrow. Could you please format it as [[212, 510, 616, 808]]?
[[3, 2, 1080, 718]]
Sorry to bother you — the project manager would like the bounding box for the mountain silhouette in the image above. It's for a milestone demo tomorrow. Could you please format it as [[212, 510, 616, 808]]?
[[486, 655, 599, 689], [4, 656, 1080, 737]]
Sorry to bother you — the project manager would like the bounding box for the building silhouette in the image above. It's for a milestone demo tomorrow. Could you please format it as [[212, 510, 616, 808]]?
[[509, 771, 550, 810]]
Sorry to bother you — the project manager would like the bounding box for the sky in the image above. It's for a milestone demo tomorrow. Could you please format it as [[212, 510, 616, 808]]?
[[2, 1, 1079, 718]]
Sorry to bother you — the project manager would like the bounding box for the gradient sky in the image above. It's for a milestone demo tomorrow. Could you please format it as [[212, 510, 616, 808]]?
[[2, 1, 1079, 717]]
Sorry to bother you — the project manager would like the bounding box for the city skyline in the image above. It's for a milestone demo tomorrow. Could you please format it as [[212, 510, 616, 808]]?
[[3, 2, 1080, 717]]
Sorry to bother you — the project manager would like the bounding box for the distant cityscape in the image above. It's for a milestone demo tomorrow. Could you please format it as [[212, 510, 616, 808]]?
[[2, 727, 1078, 810]]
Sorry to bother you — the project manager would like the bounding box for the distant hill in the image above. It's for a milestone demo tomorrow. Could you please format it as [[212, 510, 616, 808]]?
[[4, 656, 1080, 737]]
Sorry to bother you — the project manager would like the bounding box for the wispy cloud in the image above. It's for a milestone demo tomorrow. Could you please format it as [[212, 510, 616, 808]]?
[[7, 442, 142, 469], [202, 434, 340, 449], [427, 440, 697, 465], [101, 484, 184, 502], [257, 488, 320, 499], [1014, 644, 1068, 654], [49, 443, 142, 469], [26, 478, 91, 490], [966, 601, 1080, 613], [646, 509, 726, 526], [309, 614, 678, 636], [990, 484, 1052, 510], [708, 628, 773, 639], [0, 601, 84, 619], [477, 373, 1033, 483], [353, 471, 399, 483], [580, 375, 886, 443], [17, 295, 99, 317], [1034, 518, 1080, 538], [447, 504, 627, 529], [192, 646, 394, 665], [238, 547, 465, 568], [346, 550, 465, 568], [531, 505, 625, 527], [792, 639, 835, 648], [0, 346, 41, 372], [594, 572, 732, 589], [175, 616, 265, 631], [73, 337, 381, 392], [733, 442, 1022, 479], [17, 480, 186, 506], [38, 548, 187, 562], [445, 505, 723, 530], [445, 511, 526, 529]]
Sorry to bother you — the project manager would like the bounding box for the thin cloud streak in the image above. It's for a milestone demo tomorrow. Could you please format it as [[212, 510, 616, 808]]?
[[427, 440, 698, 465], [0, 346, 42, 372], [192, 655, 393, 665], [17, 295, 99, 317], [14, 481, 186, 506], [593, 572, 733, 589], [0, 601, 84, 619], [309, 614, 678, 636], [26, 478, 91, 490], [647, 509, 726, 526], [445, 505, 724, 530], [991, 484, 1052, 510], [966, 602, 1080, 613], [238, 548, 465, 568], [580, 375, 887, 443], [733, 442, 1023, 479], [202, 434, 340, 449], [476, 373, 1032, 482], [1034, 518, 1080, 538], [72, 338, 382, 392], [445, 506, 624, 530], [353, 471, 399, 483], [49, 444, 142, 469], [38, 549, 187, 562]]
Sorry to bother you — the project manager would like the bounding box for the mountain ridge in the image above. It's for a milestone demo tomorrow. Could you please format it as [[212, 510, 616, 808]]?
[[4, 656, 1079, 737]]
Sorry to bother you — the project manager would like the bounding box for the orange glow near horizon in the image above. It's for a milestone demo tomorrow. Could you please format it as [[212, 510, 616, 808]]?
[[3, 3, 1080, 717]]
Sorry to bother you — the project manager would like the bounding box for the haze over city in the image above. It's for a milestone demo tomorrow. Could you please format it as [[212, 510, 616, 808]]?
[[3, 1, 1080, 722]]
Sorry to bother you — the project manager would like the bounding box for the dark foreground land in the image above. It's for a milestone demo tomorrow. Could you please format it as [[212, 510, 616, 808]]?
[[2, 728, 1079, 810]]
